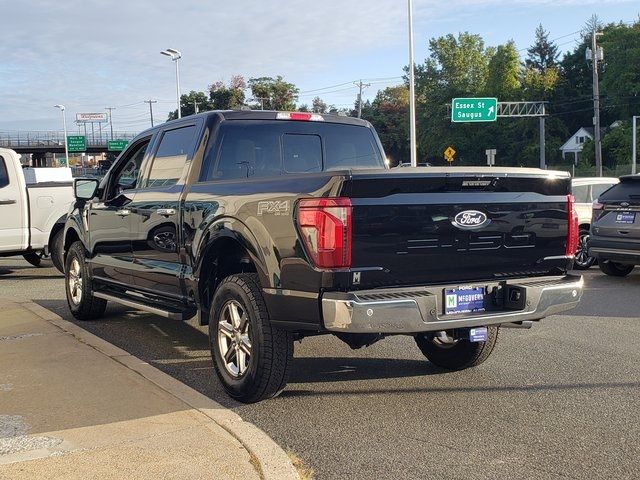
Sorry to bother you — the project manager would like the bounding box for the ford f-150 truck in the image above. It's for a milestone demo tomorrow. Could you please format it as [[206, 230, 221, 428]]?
[[0, 147, 72, 272], [63, 111, 584, 403]]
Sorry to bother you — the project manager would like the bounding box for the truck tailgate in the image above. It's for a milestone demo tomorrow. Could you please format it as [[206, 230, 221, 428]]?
[[347, 169, 572, 289]]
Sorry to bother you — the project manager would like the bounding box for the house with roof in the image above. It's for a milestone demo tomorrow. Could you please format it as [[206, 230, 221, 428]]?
[[560, 127, 596, 164]]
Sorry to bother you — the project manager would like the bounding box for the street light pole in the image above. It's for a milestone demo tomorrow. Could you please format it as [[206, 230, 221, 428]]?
[[54, 105, 69, 167], [161, 48, 182, 119], [407, 0, 418, 167], [633, 115, 639, 175]]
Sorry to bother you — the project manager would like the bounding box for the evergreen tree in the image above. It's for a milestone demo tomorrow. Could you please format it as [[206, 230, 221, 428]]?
[[526, 24, 559, 71]]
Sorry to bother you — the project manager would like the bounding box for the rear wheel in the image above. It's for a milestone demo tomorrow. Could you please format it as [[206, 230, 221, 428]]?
[[23, 252, 44, 268], [574, 229, 596, 270], [209, 273, 293, 403], [65, 241, 107, 320], [415, 327, 499, 370], [598, 260, 634, 277], [50, 229, 65, 274]]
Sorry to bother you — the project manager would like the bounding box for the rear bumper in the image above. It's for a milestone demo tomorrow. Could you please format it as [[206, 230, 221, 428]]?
[[321, 274, 583, 334], [589, 237, 640, 265]]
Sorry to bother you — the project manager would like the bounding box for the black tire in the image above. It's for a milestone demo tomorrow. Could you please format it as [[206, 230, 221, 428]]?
[[415, 326, 499, 370], [50, 229, 65, 274], [65, 241, 107, 320], [573, 229, 596, 270], [209, 273, 294, 403], [598, 260, 634, 277], [23, 252, 43, 267]]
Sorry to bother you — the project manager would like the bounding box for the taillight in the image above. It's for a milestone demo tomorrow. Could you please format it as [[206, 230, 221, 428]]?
[[296, 198, 352, 269], [592, 201, 604, 223], [566, 194, 579, 256]]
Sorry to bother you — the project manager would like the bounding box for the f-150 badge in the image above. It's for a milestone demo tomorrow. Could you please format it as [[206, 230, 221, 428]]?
[[257, 201, 290, 216], [452, 210, 490, 230]]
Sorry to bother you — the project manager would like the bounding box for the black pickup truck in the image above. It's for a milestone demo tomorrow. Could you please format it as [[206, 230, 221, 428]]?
[[63, 111, 584, 403]]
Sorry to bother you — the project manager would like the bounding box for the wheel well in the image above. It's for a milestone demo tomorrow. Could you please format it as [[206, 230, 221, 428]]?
[[64, 228, 81, 256], [49, 223, 64, 249], [579, 223, 590, 232], [198, 237, 257, 325]]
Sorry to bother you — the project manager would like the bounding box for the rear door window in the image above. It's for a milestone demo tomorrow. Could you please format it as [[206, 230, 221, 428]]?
[[146, 125, 196, 188], [572, 184, 589, 203]]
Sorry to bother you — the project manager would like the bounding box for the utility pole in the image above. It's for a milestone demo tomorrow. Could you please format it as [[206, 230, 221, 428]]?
[[539, 103, 547, 169], [145, 99, 157, 127], [407, 0, 418, 167], [354, 80, 371, 118], [105, 107, 115, 140], [588, 30, 604, 177]]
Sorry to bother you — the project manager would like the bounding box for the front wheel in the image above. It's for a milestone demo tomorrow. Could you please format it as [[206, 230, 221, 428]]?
[[598, 260, 634, 277], [573, 229, 596, 270], [65, 241, 107, 320], [415, 326, 499, 370], [209, 274, 293, 403]]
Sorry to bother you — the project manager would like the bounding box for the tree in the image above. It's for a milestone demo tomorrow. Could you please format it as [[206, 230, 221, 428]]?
[[361, 85, 410, 164], [209, 75, 246, 110], [526, 24, 559, 71], [312, 97, 328, 114], [486, 41, 522, 100], [248, 76, 299, 111], [167, 90, 210, 120]]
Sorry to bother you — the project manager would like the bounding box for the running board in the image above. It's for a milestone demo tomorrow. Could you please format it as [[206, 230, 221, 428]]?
[[94, 292, 186, 320]]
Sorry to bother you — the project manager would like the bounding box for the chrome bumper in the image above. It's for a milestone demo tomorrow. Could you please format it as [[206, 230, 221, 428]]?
[[321, 274, 583, 334]]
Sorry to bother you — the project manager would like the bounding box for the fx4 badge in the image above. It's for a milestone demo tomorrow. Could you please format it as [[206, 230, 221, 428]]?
[[452, 210, 490, 230], [257, 201, 290, 216]]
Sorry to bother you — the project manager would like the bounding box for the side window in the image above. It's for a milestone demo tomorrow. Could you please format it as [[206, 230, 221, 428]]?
[[146, 126, 196, 188], [572, 184, 589, 203], [212, 124, 281, 181], [283, 134, 321, 173], [110, 140, 150, 198], [591, 183, 616, 202], [0, 156, 9, 189]]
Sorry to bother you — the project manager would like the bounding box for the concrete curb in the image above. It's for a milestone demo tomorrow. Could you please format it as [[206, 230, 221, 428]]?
[[19, 301, 300, 480]]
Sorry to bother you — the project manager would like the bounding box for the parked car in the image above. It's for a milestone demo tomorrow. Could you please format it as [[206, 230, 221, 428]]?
[[0, 148, 72, 272], [571, 177, 619, 269], [62, 111, 583, 403], [589, 174, 640, 276]]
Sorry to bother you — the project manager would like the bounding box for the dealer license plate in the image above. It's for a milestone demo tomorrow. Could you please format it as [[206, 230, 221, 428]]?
[[444, 286, 486, 315], [615, 212, 636, 224]]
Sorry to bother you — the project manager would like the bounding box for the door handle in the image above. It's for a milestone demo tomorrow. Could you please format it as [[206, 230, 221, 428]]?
[[0, 199, 16, 205], [157, 208, 176, 216], [116, 209, 131, 217]]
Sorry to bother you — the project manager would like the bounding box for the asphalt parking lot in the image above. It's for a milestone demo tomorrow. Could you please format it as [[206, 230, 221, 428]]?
[[1, 257, 639, 480]]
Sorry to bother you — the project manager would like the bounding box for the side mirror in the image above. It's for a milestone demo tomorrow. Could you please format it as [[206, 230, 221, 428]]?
[[74, 178, 99, 200]]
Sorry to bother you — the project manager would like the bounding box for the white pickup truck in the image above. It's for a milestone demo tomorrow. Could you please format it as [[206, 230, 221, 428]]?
[[0, 148, 74, 273]]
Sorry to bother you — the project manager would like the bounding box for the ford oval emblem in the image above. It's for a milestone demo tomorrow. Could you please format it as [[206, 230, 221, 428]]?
[[452, 210, 490, 230]]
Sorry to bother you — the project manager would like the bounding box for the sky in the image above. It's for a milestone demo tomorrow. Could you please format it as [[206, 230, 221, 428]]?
[[0, 0, 638, 132]]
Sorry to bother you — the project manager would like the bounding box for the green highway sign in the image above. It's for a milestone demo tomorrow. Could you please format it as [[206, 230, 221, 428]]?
[[67, 135, 86, 153], [108, 139, 129, 151], [451, 98, 498, 123]]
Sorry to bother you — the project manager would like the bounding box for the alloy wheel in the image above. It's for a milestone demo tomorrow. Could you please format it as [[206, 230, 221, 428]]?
[[67, 258, 83, 305], [217, 300, 252, 377]]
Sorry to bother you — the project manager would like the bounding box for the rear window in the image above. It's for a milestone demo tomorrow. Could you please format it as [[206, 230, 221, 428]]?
[[598, 180, 640, 203], [201, 120, 383, 182]]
